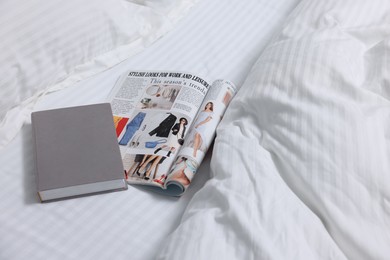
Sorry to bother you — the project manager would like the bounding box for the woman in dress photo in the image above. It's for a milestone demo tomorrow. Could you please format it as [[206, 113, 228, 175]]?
[[192, 102, 213, 158]]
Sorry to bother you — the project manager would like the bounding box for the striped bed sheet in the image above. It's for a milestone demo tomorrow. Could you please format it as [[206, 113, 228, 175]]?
[[0, 0, 300, 259], [0, 0, 197, 149], [158, 0, 390, 259]]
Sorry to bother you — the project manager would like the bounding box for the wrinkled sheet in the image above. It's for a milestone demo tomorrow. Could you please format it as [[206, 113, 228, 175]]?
[[0, 0, 196, 149], [0, 0, 300, 259], [158, 1, 390, 259]]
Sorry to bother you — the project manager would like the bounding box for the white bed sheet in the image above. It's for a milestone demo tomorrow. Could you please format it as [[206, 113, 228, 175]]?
[[0, 0, 299, 259], [0, 0, 197, 149], [158, 0, 390, 259]]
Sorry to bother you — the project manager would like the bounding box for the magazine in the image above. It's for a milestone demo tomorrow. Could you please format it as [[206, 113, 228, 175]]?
[[107, 71, 236, 196]]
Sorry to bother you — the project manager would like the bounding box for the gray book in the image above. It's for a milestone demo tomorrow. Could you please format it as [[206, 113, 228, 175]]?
[[31, 103, 127, 202]]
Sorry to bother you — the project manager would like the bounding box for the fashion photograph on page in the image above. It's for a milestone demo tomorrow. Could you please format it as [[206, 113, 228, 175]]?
[[180, 101, 214, 160], [165, 156, 198, 188], [123, 153, 170, 184], [116, 109, 190, 182], [152, 117, 188, 157], [115, 110, 188, 153], [137, 84, 181, 110], [116, 111, 146, 147]]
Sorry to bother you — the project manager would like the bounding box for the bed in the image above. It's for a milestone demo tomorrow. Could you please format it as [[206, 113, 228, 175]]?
[[157, 0, 390, 259], [1, 0, 389, 259]]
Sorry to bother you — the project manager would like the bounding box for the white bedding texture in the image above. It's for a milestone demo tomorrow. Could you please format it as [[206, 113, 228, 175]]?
[[0, 0, 300, 259], [2, 0, 390, 259], [158, 0, 390, 259], [0, 0, 196, 148]]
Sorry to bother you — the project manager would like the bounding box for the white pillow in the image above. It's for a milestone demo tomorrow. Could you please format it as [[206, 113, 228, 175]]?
[[0, 0, 197, 148]]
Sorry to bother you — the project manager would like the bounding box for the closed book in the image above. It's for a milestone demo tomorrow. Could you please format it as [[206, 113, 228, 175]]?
[[31, 103, 127, 202]]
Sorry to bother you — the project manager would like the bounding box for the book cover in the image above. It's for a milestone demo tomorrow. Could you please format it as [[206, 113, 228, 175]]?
[[32, 103, 127, 202]]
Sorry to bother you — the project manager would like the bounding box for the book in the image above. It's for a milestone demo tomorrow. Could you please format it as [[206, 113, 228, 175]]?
[[31, 103, 127, 202], [108, 71, 236, 196]]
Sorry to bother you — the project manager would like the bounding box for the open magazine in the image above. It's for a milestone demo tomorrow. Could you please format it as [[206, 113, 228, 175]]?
[[107, 71, 236, 196]]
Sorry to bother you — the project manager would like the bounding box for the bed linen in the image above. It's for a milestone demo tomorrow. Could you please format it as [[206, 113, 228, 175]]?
[[158, 0, 390, 259], [0, 0, 300, 259], [0, 0, 196, 149]]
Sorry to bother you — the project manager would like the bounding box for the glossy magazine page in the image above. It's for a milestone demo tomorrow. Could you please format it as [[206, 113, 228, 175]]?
[[107, 71, 231, 196]]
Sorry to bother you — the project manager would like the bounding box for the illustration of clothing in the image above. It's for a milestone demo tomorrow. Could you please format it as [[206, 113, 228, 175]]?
[[167, 123, 186, 150], [119, 112, 146, 145], [149, 113, 177, 137], [194, 111, 213, 140], [161, 87, 172, 99], [116, 117, 129, 137], [113, 116, 122, 128], [169, 89, 177, 103]]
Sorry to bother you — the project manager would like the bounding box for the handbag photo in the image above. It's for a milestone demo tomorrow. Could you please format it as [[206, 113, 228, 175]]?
[[145, 139, 167, 148]]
